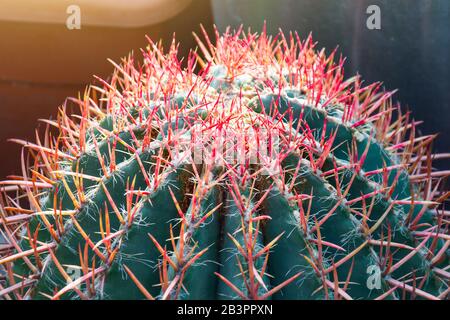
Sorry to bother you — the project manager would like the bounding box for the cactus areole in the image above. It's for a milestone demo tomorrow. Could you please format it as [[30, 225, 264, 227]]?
[[0, 27, 448, 300]]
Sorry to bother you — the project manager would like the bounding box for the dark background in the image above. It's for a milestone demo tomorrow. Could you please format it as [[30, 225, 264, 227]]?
[[0, 0, 448, 180]]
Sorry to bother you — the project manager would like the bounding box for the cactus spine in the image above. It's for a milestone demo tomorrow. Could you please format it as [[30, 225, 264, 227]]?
[[0, 27, 448, 300]]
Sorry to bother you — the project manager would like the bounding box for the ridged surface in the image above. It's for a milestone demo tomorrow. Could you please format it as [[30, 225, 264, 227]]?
[[0, 27, 448, 300]]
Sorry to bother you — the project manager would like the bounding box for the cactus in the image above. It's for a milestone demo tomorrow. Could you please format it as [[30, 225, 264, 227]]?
[[0, 27, 448, 300]]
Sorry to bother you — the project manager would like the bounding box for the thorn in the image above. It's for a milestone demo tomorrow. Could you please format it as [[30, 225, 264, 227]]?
[[123, 265, 155, 300], [385, 278, 439, 300], [258, 272, 302, 300]]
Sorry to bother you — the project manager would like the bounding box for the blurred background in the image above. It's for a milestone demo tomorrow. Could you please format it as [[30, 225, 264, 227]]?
[[0, 0, 448, 179]]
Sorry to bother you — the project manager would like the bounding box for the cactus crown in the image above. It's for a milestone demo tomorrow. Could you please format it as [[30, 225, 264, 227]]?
[[0, 26, 448, 300]]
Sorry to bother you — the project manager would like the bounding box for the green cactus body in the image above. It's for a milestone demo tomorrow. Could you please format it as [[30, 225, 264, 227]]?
[[218, 188, 271, 300], [0, 28, 448, 300]]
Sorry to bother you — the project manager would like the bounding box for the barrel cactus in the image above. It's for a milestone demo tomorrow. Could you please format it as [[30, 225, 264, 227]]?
[[0, 27, 448, 300]]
